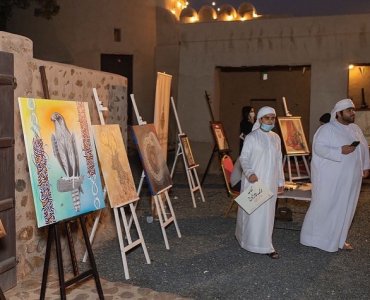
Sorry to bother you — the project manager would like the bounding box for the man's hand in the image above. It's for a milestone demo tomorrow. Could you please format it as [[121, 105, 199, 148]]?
[[277, 186, 284, 194], [341, 145, 356, 155], [363, 170, 369, 178], [248, 174, 258, 183]]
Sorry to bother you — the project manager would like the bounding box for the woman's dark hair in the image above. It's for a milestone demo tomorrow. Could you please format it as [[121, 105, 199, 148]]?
[[242, 106, 253, 120]]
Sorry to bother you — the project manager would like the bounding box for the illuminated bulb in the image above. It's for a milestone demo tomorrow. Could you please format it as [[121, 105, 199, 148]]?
[[349, 64, 355, 69], [217, 7, 220, 11], [212, 2, 216, 6]]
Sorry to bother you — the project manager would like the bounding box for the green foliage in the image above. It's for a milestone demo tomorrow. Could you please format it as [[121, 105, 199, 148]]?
[[0, 0, 60, 30]]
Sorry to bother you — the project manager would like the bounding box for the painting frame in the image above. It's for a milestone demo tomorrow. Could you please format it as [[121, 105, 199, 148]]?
[[210, 121, 230, 153], [179, 134, 198, 168], [277, 116, 310, 155]]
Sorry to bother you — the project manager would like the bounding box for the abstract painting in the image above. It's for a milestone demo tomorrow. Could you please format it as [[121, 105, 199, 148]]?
[[277, 116, 310, 155], [18, 98, 105, 228], [93, 125, 139, 207], [131, 124, 172, 195]]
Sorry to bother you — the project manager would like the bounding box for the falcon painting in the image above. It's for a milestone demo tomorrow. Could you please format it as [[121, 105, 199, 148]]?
[[51, 112, 83, 211]]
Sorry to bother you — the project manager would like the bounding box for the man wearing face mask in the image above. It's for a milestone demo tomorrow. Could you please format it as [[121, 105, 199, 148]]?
[[239, 106, 256, 153], [235, 106, 285, 259]]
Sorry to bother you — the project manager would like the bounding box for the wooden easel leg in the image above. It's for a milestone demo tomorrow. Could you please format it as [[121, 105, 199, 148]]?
[[193, 169, 206, 203], [113, 207, 130, 279], [129, 203, 151, 264], [164, 191, 181, 238], [40, 225, 54, 300], [64, 221, 79, 276], [186, 168, 197, 208], [153, 195, 170, 249], [79, 217, 104, 299], [54, 224, 66, 299], [201, 145, 217, 185]]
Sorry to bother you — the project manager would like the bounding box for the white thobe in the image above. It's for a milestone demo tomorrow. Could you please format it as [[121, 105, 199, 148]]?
[[235, 129, 285, 254], [300, 120, 370, 252]]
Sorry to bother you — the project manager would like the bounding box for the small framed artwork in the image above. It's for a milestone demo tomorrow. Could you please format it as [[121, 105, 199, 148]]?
[[179, 134, 198, 168], [277, 116, 310, 155], [210, 121, 230, 153]]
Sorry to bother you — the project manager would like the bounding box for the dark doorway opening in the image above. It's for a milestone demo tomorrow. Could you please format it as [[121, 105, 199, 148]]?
[[101, 54, 133, 125], [216, 65, 311, 159]]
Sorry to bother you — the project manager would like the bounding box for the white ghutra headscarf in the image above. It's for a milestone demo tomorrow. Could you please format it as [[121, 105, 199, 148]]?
[[330, 99, 355, 121], [252, 106, 276, 131]]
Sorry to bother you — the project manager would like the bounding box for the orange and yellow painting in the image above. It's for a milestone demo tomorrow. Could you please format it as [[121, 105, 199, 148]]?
[[93, 125, 139, 208], [278, 117, 310, 155]]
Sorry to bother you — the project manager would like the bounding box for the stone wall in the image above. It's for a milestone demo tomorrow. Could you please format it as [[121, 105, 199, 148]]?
[[1, 31, 127, 280], [171, 13, 370, 170]]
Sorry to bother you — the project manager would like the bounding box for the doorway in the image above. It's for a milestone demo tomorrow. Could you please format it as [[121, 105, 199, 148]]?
[[101, 54, 133, 125], [216, 65, 311, 159]]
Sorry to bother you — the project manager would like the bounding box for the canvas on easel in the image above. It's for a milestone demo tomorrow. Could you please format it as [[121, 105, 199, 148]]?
[[277, 116, 310, 155], [278, 97, 310, 182], [154, 72, 172, 159], [82, 90, 150, 280], [93, 125, 139, 207], [131, 124, 172, 195], [131, 122, 181, 249], [179, 134, 197, 168], [18, 98, 105, 227], [170, 96, 205, 208], [210, 121, 230, 153]]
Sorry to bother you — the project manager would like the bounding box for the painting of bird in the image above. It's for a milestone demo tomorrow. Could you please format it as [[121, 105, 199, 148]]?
[[51, 112, 83, 211]]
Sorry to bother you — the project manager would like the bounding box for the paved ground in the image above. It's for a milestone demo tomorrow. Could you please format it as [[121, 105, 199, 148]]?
[[4, 172, 370, 299]]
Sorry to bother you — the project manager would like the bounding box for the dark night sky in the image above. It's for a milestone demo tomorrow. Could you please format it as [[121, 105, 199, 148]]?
[[189, 0, 370, 17]]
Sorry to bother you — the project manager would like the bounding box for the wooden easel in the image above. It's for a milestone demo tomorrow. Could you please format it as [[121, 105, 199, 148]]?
[[201, 91, 230, 185], [83, 88, 150, 279], [170, 97, 205, 208], [40, 217, 103, 299], [281, 97, 310, 182], [130, 94, 181, 249]]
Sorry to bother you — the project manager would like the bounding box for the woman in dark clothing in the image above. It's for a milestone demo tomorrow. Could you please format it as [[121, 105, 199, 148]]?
[[239, 105, 255, 153]]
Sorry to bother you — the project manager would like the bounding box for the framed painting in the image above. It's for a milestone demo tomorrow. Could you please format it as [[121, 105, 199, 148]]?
[[179, 134, 198, 168], [131, 124, 172, 195], [93, 125, 139, 208], [277, 116, 310, 155], [18, 98, 105, 228], [210, 121, 230, 153], [355, 110, 370, 144]]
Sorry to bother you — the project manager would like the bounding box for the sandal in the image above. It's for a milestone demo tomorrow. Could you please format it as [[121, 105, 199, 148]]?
[[343, 242, 353, 250], [266, 251, 280, 259]]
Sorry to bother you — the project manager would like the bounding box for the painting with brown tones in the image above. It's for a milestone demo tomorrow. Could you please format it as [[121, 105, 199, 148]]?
[[179, 134, 197, 168], [93, 125, 139, 208], [210, 121, 230, 152], [131, 124, 172, 195], [278, 117, 310, 155], [153, 72, 172, 159]]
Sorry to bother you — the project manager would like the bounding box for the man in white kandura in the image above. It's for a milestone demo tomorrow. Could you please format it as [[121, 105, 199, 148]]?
[[300, 99, 370, 252], [235, 106, 285, 259]]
